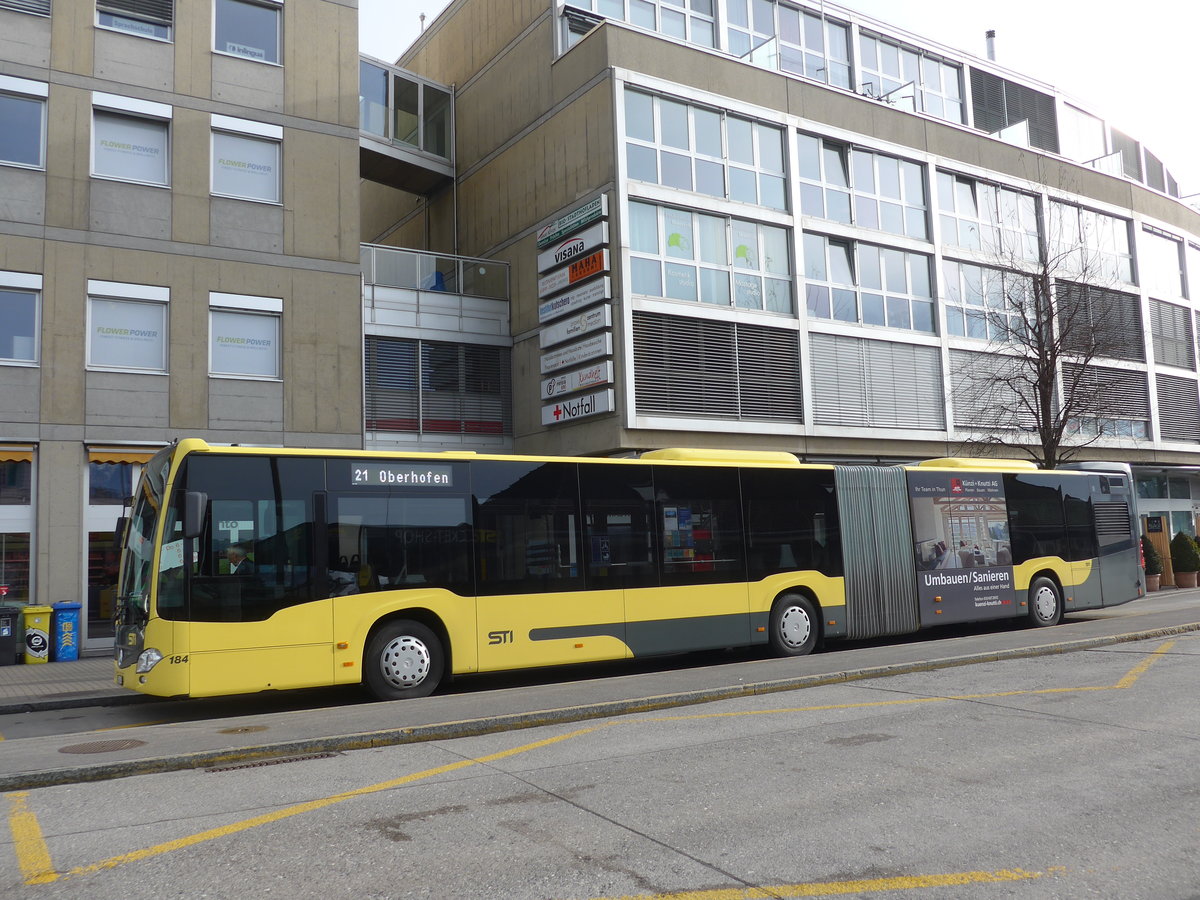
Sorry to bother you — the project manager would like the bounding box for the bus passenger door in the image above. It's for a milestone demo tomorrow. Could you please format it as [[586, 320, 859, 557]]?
[[1092, 474, 1140, 605]]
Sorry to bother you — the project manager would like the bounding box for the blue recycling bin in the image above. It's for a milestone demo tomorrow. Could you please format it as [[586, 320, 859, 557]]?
[[51, 602, 81, 662]]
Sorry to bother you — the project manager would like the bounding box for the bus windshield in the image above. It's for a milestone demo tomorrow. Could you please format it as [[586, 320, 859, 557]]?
[[116, 449, 172, 641]]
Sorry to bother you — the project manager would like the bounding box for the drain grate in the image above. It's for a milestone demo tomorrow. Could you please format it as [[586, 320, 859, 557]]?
[[59, 739, 148, 755], [217, 725, 269, 734], [206, 752, 339, 773]]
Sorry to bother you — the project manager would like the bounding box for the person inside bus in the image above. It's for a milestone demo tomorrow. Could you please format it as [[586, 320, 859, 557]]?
[[227, 544, 255, 577]]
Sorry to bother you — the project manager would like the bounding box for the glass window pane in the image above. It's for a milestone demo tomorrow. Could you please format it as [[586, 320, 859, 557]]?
[[882, 248, 907, 291], [764, 278, 792, 313], [631, 257, 662, 296], [630, 0, 656, 28], [359, 62, 388, 137], [829, 241, 853, 285], [833, 288, 857, 322], [858, 243, 881, 290], [0, 93, 44, 167], [421, 85, 451, 158], [908, 254, 931, 297], [215, 0, 280, 63], [700, 268, 731, 305], [901, 161, 924, 204], [827, 190, 851, 224], [660, 150, 693, 190], [661, 8, 686, 38], [0, 289, 37, 362], [757, 123, 784, 171], [862, 293, 885, 325], [803, 12, 823, 50], [727, 117, 754, 165], [665, 263, 698, 301], [806, 284, 830, 318], [93, 112, 168, 184], [732, 220, 758, 268], [852, 150, 874, 193], [627, 143, 658, 182], [798, 133, 820, 180], [803, 233, 826, 281], [800, 183, 824, 217], [211, 309, 279, 377], [694, 107, 722, 156], [759, 174, 786, 210], [735, 274, 763, 308], [659, 99, 690, 150], [912, 300, 934, 333], [625, 90, 655, 141], [695, 159, 725, 196], [729, 166, 757, 203], [824, 145, 848, 188], [877, 156, 901, 199], [855, 195, 879, 230], [886, 296, 911, 330], [698, 214, 727, 264], [946, 307, 965, 336], [89, 298, 166, 371], [663, 208, 694, 258], [880, 201, 904, 235], [761, 226, 789, 275], [393, 76, 419, 146], [905, 207, 927, 239], [212, 131, 280, 202], [629, 201, 659, 253]]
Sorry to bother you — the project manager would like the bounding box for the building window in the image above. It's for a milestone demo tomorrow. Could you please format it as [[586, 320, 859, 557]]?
[[211, 115, 281, 203], [89, 461, 133, 504], [1048, 202, 1133, 285], [209, 293, 281, 379], [726, 0, 850, 88], [941, 260, 1027, 341], [1063, 363, 1149, 439], [87, 281, 169, 373], [0, 76, 47, 169], [1150, 299, 1195, 371], [0, 271, 41, 364], [571, 0, 716, 48], [797, 134, 927, 240], [0, 1, 51, 14], [96, 0, 173, 41], [92, 94, 172, 186], [364, 336, 513, 436], [214, 0, 281, 64], [629, 200, 793, 313], [969, 68, 1058, 154], [625, 89, 786, 210], [1141, 227, 1184, 300], [803, 232, 933, 333], [859, 33, 963, 124], [936, 172, 1039, 261]]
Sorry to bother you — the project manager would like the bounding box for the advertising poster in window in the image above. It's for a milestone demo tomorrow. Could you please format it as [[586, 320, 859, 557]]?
[[90, 299, 165, 370], [213, 132, 279, 202], [93, 113, 167, 184], [908, 470, 1016, 624], [211, 310, 278, 377]]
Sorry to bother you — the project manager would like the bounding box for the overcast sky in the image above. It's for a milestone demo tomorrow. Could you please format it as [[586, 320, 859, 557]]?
[[360, 0, 1200, 196]]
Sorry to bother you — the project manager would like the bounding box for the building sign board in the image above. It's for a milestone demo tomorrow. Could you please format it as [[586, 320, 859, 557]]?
[[539, 304, 611, 349], [536, 194, 608, 248], [538, 249, 609, 298], [537, 221, 609, 273], [539, 332, 612, 374], [541, 389, 615, 425], [538, 277, 610, 324], [541, 361, 614, 399], [908, 471, 1016, 625]]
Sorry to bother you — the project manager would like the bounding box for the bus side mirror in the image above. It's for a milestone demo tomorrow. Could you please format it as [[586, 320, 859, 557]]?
[[112, 517, 128, 551], [184, 491, 208, 540]]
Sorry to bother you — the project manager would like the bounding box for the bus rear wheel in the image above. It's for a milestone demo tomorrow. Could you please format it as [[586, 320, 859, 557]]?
[[363, 620, 445, 701], [1027, 577, 1062, 627], [769, 593, 818, 657]]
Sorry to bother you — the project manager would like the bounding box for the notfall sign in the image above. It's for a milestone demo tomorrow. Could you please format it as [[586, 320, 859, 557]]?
[[541, 389, 615, 425]]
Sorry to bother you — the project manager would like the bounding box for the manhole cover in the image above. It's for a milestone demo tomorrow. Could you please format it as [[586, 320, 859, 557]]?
[[217, 725, 269, 734], [59, 739, 147, 755]]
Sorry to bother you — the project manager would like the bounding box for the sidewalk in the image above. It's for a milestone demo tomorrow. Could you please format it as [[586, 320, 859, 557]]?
[[0, 655, 138, 713]]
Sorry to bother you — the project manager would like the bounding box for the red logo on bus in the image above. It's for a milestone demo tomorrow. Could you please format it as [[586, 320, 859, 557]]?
[[950, 478, 964, 493]]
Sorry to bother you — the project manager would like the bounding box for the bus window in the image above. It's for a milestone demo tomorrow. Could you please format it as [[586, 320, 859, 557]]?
[[579, 463, 656, 589], [1063, 479, 1098, 562], [651, 465, 744, 586], [1004, 474, 1068, 563], [329, 493, 472, 595], [473, 460, 583, 595], [742, 468, 842, 579]]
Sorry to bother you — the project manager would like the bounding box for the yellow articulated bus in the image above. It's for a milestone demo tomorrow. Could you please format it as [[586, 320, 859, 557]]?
[[113, 440, 1142, 701]]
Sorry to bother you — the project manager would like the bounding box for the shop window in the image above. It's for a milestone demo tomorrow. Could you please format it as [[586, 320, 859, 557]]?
[[211, 115, 281, 203], [209, 292, 281, 378], [92, 94, 172, 186], [89, 461, 133, 504], [0, 532, 30, 605], [87, 281, 169, 373], [0, 459, 31, 505], [214, 0, 281, 63], [0, 76, 47, 169], [97, 0, 173, 40]]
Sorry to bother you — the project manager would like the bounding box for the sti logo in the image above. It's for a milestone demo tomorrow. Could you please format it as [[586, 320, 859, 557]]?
[[951, 478, 964, 493]]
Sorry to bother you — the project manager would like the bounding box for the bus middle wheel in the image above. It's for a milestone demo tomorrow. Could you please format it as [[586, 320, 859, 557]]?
[[363, 619, 445, 700], [769, 593, 818, 657]]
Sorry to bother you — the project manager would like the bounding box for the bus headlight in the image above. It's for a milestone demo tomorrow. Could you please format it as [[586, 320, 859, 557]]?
[[136, 648, 164, 674]]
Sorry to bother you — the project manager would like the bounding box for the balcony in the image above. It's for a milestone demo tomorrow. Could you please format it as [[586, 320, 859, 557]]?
[[359, 57, 454, 194]]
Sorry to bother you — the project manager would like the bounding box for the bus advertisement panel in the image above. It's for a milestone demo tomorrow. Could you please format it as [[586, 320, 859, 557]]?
[[908, 470, 1016, 624]]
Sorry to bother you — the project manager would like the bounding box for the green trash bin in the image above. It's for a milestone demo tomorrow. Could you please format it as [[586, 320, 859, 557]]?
[[22, 605, 52, 664], [0, 606, 18, 666]]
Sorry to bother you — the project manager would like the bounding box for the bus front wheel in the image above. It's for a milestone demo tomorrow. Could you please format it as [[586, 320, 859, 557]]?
[[363, 620, 445, 701], [1027, 577, 1062, 627], [769, 593, 818, 657]]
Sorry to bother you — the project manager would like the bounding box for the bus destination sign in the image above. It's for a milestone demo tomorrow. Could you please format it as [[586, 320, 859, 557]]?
[[351, 463, 455, 487]]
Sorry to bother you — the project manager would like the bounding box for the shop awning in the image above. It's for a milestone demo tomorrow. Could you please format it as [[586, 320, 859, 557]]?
[[0, 448, 33, 463], [88, 450, 157, 465]]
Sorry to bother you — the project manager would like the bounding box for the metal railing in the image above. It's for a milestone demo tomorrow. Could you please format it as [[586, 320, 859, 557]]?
[[361, 244, 510, 301]]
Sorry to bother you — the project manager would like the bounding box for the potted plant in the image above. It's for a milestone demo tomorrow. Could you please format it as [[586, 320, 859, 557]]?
[[1142, 534, 1162, 592], [1169, 531, 1199, 588]]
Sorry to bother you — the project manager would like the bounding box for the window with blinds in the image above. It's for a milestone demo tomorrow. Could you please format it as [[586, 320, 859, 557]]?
[[969, 68, 1059, 153], [1150, 299, 1195, 370], [1156, 373, 1200, 443], [96, 0, 173, 39], [364, 336, 512, 436], [1062, 362, 1149, 438], [1056, 281, 1145, 363], [810, 333, 944, 429], [949, 349, 1039, 431], [632, 312, 802, 421], [0, 0, 51, 14]]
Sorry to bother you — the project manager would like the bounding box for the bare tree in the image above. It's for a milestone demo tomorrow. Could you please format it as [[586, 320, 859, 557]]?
[[949, 198, 1144, 469]]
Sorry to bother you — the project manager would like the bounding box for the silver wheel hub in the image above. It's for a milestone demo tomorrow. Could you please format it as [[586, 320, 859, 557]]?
[[379, 635, 431, 689], [1033, 586, 1058, 621], [779, 605, 811, 649]]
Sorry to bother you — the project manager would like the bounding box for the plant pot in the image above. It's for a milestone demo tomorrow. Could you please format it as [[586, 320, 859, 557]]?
[[1146, 574, 1161, 592], [1175, 571, 1197, 589]]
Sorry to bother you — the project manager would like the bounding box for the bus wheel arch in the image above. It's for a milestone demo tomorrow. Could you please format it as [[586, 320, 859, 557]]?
[[768, 590, 821, 657], [1026, 573, 1063, 627], [362, 611, 449, 701]]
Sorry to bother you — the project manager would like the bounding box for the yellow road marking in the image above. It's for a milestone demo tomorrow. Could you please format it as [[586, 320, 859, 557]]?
[[96, 721, 169, 731], [8, 640, 1178, 885], [579, 866, 1055, 899], [5, 792, 59, 885]]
